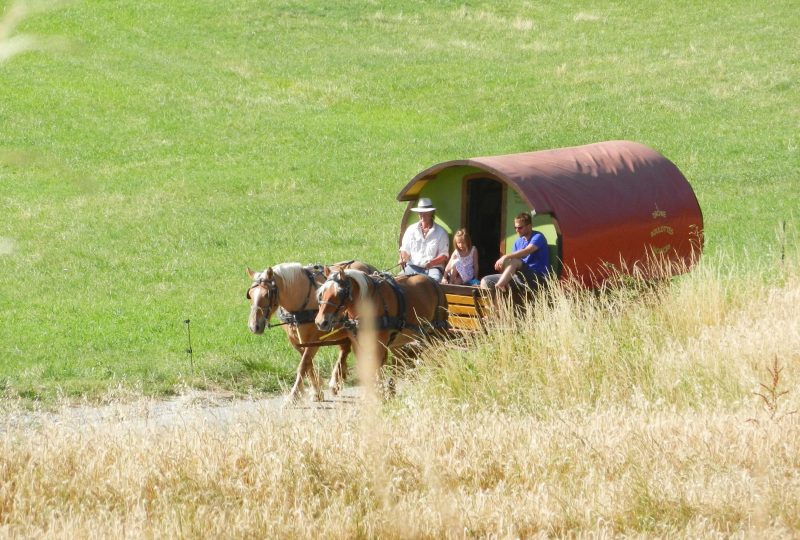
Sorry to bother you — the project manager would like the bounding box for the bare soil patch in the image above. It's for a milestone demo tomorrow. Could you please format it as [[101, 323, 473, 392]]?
[[2, 387, 364, 434]]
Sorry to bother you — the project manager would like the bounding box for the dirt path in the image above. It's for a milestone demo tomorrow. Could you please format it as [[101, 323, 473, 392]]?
[[2, 387, 365, 434]]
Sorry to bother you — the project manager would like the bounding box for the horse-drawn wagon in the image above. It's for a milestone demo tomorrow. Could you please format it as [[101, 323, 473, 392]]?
[[397, 140, 704, 329], [248, 140, 704, 400]]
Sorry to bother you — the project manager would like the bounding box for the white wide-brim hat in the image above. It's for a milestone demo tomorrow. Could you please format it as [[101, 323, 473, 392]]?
[[411, 197, 436, 212]]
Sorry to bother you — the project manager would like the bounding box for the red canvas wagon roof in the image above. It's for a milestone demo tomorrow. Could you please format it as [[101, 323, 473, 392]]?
[[397, 140, 704, 286]]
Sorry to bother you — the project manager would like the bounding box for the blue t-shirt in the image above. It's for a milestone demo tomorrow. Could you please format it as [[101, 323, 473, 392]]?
[[513, 231, 550, 276]]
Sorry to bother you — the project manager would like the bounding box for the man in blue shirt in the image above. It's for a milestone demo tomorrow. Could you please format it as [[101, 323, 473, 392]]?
[[480, 212, 550, 291]]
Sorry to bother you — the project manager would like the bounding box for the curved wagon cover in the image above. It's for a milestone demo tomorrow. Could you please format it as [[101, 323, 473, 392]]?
[[397, 141, 703, 287]]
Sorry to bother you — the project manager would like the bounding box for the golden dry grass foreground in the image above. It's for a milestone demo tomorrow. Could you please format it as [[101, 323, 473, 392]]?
[[2, 257, 799, 538]]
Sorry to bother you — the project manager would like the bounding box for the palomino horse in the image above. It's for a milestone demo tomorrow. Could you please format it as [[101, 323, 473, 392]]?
[[246, 261, 375, 402], [314, 269, 449, 378]]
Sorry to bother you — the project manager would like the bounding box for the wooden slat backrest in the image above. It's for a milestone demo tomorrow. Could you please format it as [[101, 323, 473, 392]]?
[[440, 284, 490, 331]]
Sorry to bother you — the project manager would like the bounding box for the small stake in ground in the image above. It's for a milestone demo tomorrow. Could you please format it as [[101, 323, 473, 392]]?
[[184, 319, 194, 375]]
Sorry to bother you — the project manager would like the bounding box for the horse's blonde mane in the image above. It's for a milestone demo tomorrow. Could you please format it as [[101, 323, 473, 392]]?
[[270, 262, 306, 290], [318, 268, 372, 302], [344, 269, 371, 300]]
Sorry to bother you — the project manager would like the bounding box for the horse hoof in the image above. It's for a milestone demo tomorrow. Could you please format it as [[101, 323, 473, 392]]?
[[385, 378, 397, 399], [283, 390, 303, 408], [281, 397, 296, 409], [312, 391, 324, 402]]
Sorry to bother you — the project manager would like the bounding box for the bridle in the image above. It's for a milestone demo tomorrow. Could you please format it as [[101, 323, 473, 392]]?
[[247, 273, 280, 322], [248, 267, 321, 329], [318, 273, 354, 325]]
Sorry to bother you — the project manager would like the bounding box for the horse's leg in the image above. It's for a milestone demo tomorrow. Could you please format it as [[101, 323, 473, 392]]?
[[384, 348, 397, 399], [373, 346, 395, 399], [328, 341, 350, 396], [287, 346, 323, 403], [304, 346, 324, 402], [285, 342, 305, 400]]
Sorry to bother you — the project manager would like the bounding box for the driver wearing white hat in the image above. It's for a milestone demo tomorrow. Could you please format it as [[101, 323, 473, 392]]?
[[398, 197, 449, 282]]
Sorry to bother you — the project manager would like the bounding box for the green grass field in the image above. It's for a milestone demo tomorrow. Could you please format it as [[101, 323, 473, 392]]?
[[1, 0, 798, 401]]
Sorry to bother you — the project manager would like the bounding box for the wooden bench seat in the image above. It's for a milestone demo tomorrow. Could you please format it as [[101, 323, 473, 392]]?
[[440, 283, 491, 331]]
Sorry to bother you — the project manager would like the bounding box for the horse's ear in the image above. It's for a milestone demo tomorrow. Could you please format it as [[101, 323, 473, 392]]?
[[247, 267, 256, 279], [322, 265, 331, 277], [265, 267, 274, 280]]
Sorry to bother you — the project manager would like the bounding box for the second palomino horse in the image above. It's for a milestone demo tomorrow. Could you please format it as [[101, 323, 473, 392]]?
[[315, 269, 449, 375]]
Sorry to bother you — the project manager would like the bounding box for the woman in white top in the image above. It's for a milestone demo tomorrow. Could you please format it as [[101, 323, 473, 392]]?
[[443, 228, 479, 286]]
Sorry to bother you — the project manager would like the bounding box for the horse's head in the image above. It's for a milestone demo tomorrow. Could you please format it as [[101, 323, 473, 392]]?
[[315, 269, 352, 332], [246, 267, 279, 334]]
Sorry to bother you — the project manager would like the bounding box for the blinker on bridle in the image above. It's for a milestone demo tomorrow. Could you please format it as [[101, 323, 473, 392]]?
[[247, 275, 279, 317], [318, 274, 351, 318]]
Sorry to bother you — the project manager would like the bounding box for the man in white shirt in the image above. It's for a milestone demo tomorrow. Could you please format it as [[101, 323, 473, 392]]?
[[398, 197, 449, 282]]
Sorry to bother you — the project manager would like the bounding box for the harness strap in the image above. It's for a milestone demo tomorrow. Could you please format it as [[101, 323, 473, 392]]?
[[341, 272, 449, 341], [432, 275, 450, 331], [295, 267, 317, 314], [343, 273, 408, 347], [277, 307, 318, 326], [270, 267, 319, 327], [380, 274, 406, 347]]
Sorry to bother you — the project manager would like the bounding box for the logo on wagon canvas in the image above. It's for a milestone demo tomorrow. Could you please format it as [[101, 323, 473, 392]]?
[[649, 205, 673, 254], [650, 225, 674, 237]]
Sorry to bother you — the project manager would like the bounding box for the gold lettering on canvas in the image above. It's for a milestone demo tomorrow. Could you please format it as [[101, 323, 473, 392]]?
[[649, 205, 672, 253], [650, 225, 674, 237]]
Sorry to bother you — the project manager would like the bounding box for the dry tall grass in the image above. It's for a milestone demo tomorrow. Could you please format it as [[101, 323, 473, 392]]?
[[411, 255, 799, 415], [1, 255, 799, 538]]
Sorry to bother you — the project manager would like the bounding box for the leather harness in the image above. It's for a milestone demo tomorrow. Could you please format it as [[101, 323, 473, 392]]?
[[323, 272, 449, 346], [248, 265, 348, 345]]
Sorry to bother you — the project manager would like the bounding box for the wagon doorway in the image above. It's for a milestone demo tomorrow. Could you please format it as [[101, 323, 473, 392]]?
[[465, 178, 504, 278]]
